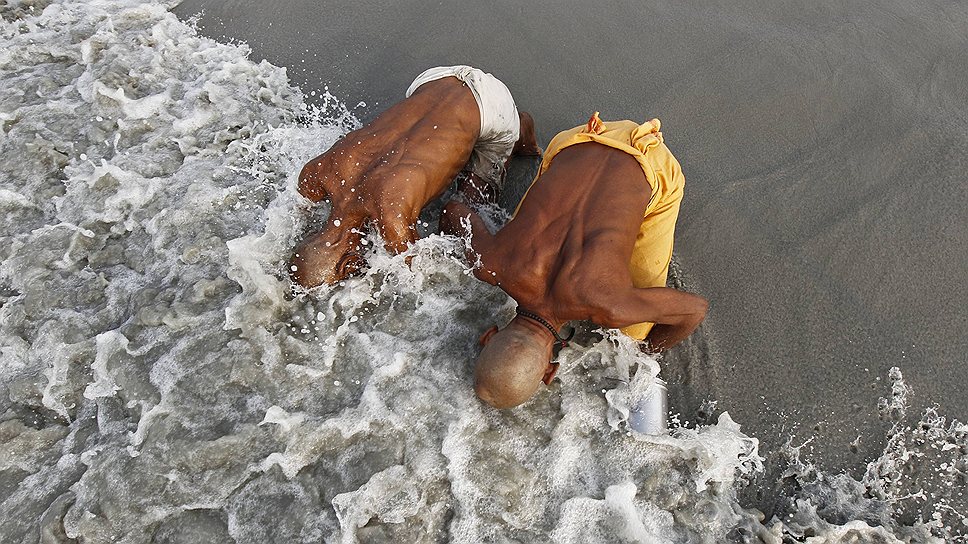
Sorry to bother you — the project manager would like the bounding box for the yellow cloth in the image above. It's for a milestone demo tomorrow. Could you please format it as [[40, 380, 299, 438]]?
[[517, 113, 685, 340]]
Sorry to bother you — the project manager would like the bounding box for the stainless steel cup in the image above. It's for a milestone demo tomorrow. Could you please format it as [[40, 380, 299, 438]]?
[[628, 378, 668, 434]]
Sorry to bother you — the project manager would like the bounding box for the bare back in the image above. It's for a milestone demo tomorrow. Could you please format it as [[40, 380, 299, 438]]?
[[446, 123, 708, 396], [298, 77, 481, 238], [475, 143, 652, 323]]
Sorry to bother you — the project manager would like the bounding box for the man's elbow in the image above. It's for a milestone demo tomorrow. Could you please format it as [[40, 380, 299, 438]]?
[[676, 295, 708, 329], [693, 296, 709, 322], [297, 163, 326, 202]]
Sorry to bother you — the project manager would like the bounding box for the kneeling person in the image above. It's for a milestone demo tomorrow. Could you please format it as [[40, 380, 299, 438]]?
[[443, 113, 708, 408], [291, 65, 538, 287]]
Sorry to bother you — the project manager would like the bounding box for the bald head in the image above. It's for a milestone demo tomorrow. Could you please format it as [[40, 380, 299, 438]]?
[[474, 321, 554, 409]]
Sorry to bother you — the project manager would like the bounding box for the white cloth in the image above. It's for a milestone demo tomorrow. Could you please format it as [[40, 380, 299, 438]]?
[[406, 65, 520, 187]]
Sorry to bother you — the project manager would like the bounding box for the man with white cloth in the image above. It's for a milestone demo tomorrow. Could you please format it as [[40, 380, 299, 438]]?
[[291, 65, 538, 288]]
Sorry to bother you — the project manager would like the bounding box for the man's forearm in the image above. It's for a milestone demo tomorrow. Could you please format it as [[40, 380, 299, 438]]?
[[457, 173, 497, 205], [644, 315, 704, 352], [625, 288, 708, 352]]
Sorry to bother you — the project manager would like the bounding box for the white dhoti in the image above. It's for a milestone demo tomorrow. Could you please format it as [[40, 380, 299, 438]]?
[[407, 65, 520, 188]]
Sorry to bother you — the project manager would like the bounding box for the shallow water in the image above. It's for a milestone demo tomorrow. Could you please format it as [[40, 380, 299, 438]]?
[[0, 1, 965, 542]]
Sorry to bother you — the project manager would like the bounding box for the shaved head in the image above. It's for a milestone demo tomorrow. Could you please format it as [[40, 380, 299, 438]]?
[[474, 321, 554, 409]]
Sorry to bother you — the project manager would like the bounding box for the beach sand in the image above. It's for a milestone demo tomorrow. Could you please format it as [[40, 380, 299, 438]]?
[[173, 0, 967, 485]]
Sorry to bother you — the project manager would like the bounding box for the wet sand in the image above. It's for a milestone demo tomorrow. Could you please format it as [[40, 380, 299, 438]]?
[[173, 0, 968, 490]]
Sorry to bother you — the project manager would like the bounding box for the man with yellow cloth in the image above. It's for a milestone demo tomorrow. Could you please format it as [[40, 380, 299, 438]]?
[[442, 112, 708, 409]]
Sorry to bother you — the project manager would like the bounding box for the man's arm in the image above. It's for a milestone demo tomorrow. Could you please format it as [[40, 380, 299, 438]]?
[[597, 287, 708, 352], [297, 158, 330, 203], [512, 111, 541, 156], [456, 173, 498, 205], [441, 200, 500, 286]]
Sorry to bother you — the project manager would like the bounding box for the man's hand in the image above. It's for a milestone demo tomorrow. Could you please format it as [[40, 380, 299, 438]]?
[[440, 200, 473, 238], [456, 173, 497, 206], [297, 161, 330, 203], [441, 200, 500, 286], [644, 313, 707, 352]]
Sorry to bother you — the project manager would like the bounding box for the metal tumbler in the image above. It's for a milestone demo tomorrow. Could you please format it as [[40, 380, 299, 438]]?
[[628, 378, 668, 434]]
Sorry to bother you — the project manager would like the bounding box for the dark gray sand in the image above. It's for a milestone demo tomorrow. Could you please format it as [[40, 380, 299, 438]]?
[[174, 0, 968, 500]]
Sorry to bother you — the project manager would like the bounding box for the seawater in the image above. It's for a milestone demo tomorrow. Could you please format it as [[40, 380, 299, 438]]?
[[0, 1, 965, 542]]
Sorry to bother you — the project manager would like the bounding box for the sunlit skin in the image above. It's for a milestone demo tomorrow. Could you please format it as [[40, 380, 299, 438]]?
[[442, 142, 708, 408], [291, 77, 538, 287]]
